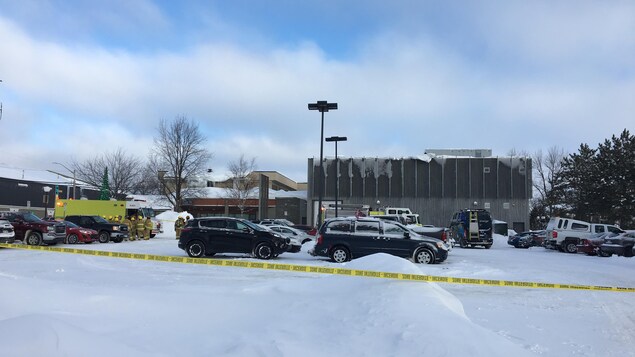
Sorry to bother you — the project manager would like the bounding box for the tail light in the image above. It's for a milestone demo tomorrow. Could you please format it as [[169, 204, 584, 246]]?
[[317, 234, 323, 245], [440, 230, 447, 242], [552, 231, 558, 238], [580, 239, 588, 245]]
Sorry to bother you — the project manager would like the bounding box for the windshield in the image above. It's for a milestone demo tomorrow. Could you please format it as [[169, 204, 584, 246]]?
[[64, 221, 79, 228], [93, 216, 109, 224], [140, 208, 156, 218], [22, 212, 44, 223], [243, 220, 267, 232]]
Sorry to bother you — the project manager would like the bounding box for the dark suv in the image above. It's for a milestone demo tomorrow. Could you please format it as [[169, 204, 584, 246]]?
[[0, 211, 66, 245], [310, 217, 449, 264], [178, 217, 290, 259], [64, 215, 128, 243], [449, 209, 493, 248]]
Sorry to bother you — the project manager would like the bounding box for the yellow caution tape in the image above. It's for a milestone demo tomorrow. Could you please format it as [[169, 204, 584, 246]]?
[[1, 243, 633, 292]]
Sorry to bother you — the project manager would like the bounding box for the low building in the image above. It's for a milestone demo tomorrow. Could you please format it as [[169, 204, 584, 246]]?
[[307, 150, 532, 232]]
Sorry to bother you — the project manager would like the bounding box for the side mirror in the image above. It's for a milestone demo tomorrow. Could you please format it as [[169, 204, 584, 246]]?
[[242, 227, 251, 233], [404, 231, 411, 239]]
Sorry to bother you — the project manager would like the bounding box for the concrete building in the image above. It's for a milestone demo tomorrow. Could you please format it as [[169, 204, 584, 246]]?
[[307, 150, 532, 232]]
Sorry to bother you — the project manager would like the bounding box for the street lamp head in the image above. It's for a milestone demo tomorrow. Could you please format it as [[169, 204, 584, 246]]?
[[308, 100, 338, 113], [43, 186, 52, 193], [325, 136, 347, 142]]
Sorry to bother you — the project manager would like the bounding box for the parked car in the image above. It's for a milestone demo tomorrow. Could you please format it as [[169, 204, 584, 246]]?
[[0, 211, 66, 245], [178, 217, 291, 259], [64, 215, 128, 243], [266, 225, 315, 244], [576, 232, 618, 256], [599, 232, 635, 257], [60, 221, 98, 244], [514, 230, 546, 248], [508, 231, 535, 246], [309, 217, 449, 264], [0, 219, 16, 243]]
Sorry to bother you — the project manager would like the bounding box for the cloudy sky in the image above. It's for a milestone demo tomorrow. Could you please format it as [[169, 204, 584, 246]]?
[[0, 1, 633, 182]]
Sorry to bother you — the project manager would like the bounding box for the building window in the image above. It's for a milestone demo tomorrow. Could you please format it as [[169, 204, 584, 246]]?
[[484, 167, 490, 174]]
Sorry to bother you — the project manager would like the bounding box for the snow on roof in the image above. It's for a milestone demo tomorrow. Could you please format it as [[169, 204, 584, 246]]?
[[0, 165, 75, 185], [199, 187, 307, 200]]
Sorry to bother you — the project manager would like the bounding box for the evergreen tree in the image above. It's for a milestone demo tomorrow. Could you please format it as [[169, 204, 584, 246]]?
[[596, 129, 635, 227], [99, 167, 111, 200], [560, 144, 601, 221]]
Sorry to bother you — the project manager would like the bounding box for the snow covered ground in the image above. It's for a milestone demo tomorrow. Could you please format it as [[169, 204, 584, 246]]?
[[1, 215, 634, 356]]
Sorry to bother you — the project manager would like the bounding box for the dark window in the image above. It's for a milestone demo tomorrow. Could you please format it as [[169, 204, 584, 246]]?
[[607, 226, 623, 234], [201, 219, 226, 229], [326, 221, 352, 233], [571, 222, 589, 231], [383, 222, 406, 237], [355, 221, 380, 235], [594, 226, 605, 233]]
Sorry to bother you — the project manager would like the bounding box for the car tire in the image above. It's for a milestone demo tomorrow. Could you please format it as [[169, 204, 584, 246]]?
[[598, 249, 611, 257], [330, 246, 350, 263], [459, 239, 467, 248], [414, 248, 434, 264], [564, 241, 578, 254], [254, 243, 274, 260], [113, 237, 123, 243], [98, 232, 110, 243], [624, 247, 634, 258], [186, 240, 206, 258], [67, 234, 79, 244], [484, 244, 492, 249], [26, 232, 42, 246]]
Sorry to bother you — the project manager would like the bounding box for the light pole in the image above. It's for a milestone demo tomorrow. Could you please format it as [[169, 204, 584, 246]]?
[[325, 136, 347, 217], [42, 186, 52, 219], [308, 100, 338, 226], [53, 162, 76, 199]]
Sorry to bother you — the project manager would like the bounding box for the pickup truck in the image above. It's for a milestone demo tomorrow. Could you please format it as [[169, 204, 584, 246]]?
[[64, 215, 129, 243], [409, 225, 451, 246], [0, 211, 66, 245], [544, 217, 624, 253]]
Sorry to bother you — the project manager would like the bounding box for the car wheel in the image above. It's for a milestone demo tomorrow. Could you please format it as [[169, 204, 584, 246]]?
[[254, 243, 275, 260], [624, 246, 634, 258], [598, 249, 612, 257], [414, 248, 434, 264], [459, 239, 467, 248], [113, 237, 123, 243], [98, 232, 110, 243], [186, 241, 206, 258], [564, 241, 578, 254], [67, 234, 79, 244], [26, 232, 42, 246], [484, 244, 492, 249], [330, 246, 350, 263]]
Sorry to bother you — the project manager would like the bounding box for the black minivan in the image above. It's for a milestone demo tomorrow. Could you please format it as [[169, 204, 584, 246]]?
[[310, 217, 449, 264], [178, 217, 290, 259]]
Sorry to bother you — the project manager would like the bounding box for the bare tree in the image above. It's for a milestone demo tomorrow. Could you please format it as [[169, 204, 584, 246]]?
[[149, 116, 212, 211], [532, 146, 566, 216], [225, 155, 258, 217], [71, 147, 143, 199]]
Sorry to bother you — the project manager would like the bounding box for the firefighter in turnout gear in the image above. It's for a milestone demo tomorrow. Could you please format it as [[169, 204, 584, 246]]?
[[144, 217, 152, 240], [174, 216, 185, 240], [123, 216, 133, 241], [136, 215, 145, 240], [129, 216, 137, 241]]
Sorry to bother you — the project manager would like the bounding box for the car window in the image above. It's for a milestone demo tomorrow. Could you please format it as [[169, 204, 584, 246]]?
[[80, 217, 91, 226], [557, 219, 563, 229], [201, 219, 226, 229], [607, 226, 623, 234], [563, 220, 569, 229], [355, 221, 380, 235], [383, 222, 407, 237], [594, 226, 605, 233], [326, 221, 352, 233], [236, 221, 250, 231], [571, 222, 589, 231]]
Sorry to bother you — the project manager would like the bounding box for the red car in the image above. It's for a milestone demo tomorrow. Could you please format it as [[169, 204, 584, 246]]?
[[577, 232, 618, 256], [61, 220, 98, 244]]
